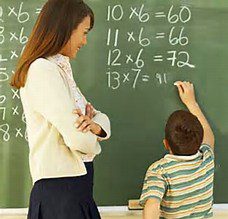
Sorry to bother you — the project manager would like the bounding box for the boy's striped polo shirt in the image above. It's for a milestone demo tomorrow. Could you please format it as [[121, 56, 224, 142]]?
[[140, 144, 214, 219]]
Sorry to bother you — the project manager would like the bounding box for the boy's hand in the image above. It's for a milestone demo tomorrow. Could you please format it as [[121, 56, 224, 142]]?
[[174, 81, 197, 107]]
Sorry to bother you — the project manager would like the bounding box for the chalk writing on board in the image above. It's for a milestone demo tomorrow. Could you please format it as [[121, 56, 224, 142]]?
[[106, 4, 194, 89], [10, 27, 28, 44], [8, 2, 30, 24], [129, 5, 150, 23], [0, 2, 195, 142], [0, 124, 10, 142], [0, 1, 32, 142]]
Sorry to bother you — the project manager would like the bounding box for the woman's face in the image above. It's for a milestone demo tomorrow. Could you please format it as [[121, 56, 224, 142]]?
[[60, 16, 91, 59]]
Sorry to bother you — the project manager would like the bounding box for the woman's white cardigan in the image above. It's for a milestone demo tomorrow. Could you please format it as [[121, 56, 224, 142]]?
[[20, 58, 111, 183]]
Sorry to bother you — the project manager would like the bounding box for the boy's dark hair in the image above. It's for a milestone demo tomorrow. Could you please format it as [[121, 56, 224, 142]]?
[[165, 110, 203, 155]]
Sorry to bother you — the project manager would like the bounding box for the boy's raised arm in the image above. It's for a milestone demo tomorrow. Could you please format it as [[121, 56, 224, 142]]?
[[174, 81, 215, 149]]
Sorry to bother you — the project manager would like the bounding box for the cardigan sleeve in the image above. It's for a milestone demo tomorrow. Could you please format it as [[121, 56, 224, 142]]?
[[92, 109, 111, 141], [25, 58, 99, 154], [78, 88, 111, 141]]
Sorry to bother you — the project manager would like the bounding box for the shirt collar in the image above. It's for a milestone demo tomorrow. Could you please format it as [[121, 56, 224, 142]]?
[[48, 53, 70, 69], [164, 151, 202, 161], [47, 53, 74, 79]]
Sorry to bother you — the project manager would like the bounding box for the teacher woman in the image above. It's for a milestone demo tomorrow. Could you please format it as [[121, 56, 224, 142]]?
[[10, 0, 111, 218]]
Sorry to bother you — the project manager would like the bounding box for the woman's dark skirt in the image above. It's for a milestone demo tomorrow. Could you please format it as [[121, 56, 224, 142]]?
[[27, 162, 101, 219]]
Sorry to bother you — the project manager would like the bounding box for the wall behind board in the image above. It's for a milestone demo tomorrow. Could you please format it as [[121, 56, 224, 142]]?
[[0, 0, 228, 207]]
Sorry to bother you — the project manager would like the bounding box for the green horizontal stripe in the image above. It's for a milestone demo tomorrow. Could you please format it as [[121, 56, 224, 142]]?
[[160, 209, 212, 219], [161, 196, 212, 213], [153, 144, 213, 172], [142, 185, 165, 194], [179, 209, 213, 219], [168, 157, 213, 178], [170, 167, 214, 190], [163, 181, 213, 202], [146, 176, 166, 182], [152, 155, 202, 172], [140, 195, 162, 206], [152, 161, 179, 172], [200, 144, 213, 154]]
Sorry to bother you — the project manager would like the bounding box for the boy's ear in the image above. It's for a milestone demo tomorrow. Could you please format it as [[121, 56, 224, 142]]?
[[163, 139, 170, 151]]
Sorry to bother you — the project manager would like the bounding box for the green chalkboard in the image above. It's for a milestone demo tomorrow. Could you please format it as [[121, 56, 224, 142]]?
[[0, 0, 228, 207]]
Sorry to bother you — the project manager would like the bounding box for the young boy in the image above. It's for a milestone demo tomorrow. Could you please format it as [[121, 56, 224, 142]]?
[[140, 81, 215, 219]]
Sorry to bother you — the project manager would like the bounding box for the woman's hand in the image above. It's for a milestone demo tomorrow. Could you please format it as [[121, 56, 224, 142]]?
[[75, 114, 101, 134], [85, 103, 96, 119], [73, 104, 102, 135]]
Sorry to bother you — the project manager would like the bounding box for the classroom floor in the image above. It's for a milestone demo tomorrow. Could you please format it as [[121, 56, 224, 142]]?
[[0, 211, 228, 219]]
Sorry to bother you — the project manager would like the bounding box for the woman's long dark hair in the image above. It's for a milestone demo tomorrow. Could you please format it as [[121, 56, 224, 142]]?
[[11, 0, 94, 89]]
